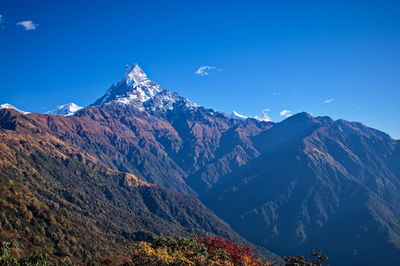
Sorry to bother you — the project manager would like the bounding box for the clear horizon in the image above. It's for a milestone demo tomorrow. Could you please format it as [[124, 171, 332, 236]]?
[[1, 0, 399, 138]]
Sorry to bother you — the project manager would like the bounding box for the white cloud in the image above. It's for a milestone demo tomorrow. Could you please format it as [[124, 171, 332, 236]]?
[[195, 65, 220, 76], [263, 108, 271, 112], [272, 92, 278, 96], [16, 20, 38, 30], [322, 98, 335, 104], [0, 14, 4, 24], [280, 109, 293, 118]]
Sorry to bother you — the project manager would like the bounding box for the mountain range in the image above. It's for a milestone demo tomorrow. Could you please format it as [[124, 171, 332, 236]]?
[[1, 64, 399, 265]]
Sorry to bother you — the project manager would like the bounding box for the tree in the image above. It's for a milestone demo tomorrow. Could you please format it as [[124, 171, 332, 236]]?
[[284, 250, 328, 266]]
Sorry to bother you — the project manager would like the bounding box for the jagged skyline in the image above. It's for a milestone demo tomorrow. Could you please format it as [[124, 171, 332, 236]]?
[[1, 1, 399, 138]]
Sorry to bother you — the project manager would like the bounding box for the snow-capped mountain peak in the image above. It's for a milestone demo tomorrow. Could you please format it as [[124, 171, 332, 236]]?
[[0, 103, 29, 114], [91, 64, 198, 112], [231, 111, 248, 120], [254, 111, 272, 122], [46, 103, 83, 116], [230, 110, 272, 122], [125, 64, 149, 86]]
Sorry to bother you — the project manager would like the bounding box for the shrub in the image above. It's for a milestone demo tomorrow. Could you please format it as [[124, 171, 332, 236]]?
[[195, 235, 259, 266], [127, 235, 265, 265]]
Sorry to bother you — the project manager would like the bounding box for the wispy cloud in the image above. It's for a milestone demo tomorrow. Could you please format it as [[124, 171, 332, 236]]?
[[272, 92, 278, 96], [0, 14, 4, 27], [16, 20, 38, 30], [195, 65, 221, 76], [322, 98, 335, 104], [280, 109, 293, 118]]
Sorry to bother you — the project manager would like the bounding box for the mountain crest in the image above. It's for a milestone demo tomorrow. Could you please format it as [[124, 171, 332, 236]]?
[[231, 110, 272, 122], [0, 103, 29, 115], [254, 111, 272, 122], [91, 64, 162, 107], [125, 64, 148, 86], [46, 103, 83, 116], [91, 64, 198, 113]]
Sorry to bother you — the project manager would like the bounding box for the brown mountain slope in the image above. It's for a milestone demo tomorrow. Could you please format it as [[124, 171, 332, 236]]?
[[19, 106, 193, 194], [202, 113, 400, 266], [0, 109, 275, 263], [2, 65, 399, 266], [13, 102, 270, 197]]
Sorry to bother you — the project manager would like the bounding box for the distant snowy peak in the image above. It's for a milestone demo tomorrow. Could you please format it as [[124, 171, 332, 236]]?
[[230, 110, 272, 122], [0, 103, 29, 114], [46, 103, 83, 116], [231, 111, 248, 120], [254, 112, 272, 122], [91, 64, 198, 112]]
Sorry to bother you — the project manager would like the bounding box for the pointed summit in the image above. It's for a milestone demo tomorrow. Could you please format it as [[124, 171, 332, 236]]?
[[91, 64, 162, 107], [254, 111, 272, 122], [124, 64, 148, 86], [91, 64, 198, 112]]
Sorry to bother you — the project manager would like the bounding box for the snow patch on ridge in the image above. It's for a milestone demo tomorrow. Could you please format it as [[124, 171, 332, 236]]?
[[231, 110, 272, 122], [0, 103, 30, 114], [231, 111, 248, 120]]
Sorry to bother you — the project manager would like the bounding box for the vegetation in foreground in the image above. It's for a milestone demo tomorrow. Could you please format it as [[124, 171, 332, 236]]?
[[0, 236, 328, 266], [126, 235, 264, 265]]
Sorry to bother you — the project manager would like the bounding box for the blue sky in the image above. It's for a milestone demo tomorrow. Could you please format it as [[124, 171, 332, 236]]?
[[1, 0, 399, 138]]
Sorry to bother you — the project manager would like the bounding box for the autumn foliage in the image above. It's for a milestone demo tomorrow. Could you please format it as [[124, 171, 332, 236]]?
[[195, 235, 259, 265], [127, 235, 269, 266]]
